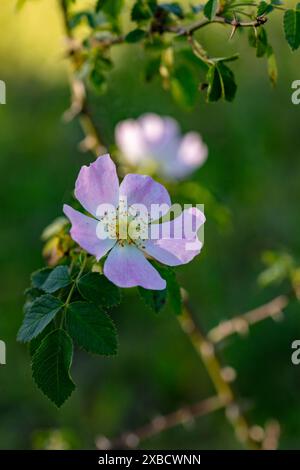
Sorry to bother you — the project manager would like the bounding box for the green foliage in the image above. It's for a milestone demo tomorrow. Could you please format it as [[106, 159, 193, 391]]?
[[96, 0, 124, 17], [283, 4, 300, 51], [32, 329, 75, 407], [138, 286, 168, 313], [248, 27, 269, 58], [69, 11, 96, 29], [139, 264, 182, 315], [125, 28, 147, 43], [206, 62, 237, 102], [77, 272, 121, 310], [160, 2, 184, 19], [131, 0, 157, 21], [257, 1, 274, 16], [31, 267, 52, 289], [204, 0, 218, 20], [170, 64, 199, 109], [66, 301, 118, 355], [17, 295, 63, 342], [41, 265, 71, 294]]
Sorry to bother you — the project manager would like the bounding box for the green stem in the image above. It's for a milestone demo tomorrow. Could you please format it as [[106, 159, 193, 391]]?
[[60, 253, 87, 328]]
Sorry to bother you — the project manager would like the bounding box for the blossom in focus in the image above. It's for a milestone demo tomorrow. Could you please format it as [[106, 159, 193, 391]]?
[[115, 113, 208, 180], [63, 154, 205, 290]]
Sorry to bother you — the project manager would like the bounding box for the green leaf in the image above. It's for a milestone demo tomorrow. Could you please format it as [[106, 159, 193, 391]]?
[[249, 27, 269, 57], [207, 65, 222, 102], [77, 272, 121, 310], [170, 65, 199, 109], [66, 302, 118, 355], [29, 323, 55, 357], [204, 0, 218, 20], [218, 62, 237, 101], [145, 56, 161, 81], [138, 286, 168, 313], [89, 68, 107, 93], [284, 6, 300, 51], [96, 0, 123, 17], [41, 265, 71, 294], [206, 62, 237, 102], [257, 28, 269, 57], [267, 46, 278, 86], [32, 329, 75, 407], [155, 264, 182, 315], [257, 1, 273, 16], [17, 295, 63, 343], [24, 287, 43, 302], [31, 267, 52, 289], [160, 2, 184, 18], [69, 11, 96, 29], [140, 264, 182, 315], [125, 28, 147, 43], [131, 0, 157, 21]]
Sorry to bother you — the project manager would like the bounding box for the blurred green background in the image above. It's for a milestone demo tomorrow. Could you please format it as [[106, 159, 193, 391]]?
[[1, 0, 300, 450]]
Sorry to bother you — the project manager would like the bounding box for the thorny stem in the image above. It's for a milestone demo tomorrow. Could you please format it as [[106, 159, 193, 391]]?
[[178, 299, 260, 449], [60, 0, 106, 157], [96, 396, 222, 450], [208, 294, 290, 344], [98, 292, 287, 450]]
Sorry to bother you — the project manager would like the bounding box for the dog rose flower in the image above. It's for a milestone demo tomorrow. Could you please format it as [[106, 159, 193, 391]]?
[[115, 113, 208, 180], [64, 154, 205, 290]]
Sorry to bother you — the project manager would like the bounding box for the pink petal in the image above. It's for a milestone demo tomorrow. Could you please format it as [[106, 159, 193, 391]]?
[[63, 204, 116, 260], [75, 154, 119, 217], [139, 113, 179, 149], [103, 244, 166, 290], [115, 120, 147, 165], [177, 132, 208, 168], [144, 207, 205, 266], [119, 174, 171, 217]]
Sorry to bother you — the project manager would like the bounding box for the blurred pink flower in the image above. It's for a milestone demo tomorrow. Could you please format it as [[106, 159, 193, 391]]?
[[64, 154, 205, 290], [115, 113, 208, 180]]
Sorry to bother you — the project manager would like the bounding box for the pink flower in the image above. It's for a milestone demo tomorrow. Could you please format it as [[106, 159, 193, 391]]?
[[63, 154, 205, 290], [115, 113, 208, 180]]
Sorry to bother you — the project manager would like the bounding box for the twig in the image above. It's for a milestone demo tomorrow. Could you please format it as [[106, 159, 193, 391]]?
[[178, 300, 260, 449], [69, 15, 268, 51], [208, 294, 290, 344], [96, 395, 222, 450], [60, 0, 107, 157]]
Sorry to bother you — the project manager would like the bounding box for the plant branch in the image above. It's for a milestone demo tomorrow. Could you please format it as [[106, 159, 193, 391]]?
[[208, 294, 290, 344], [76, 14, 268, 50], [177, 299, 260, 449], [96, 395, 222, 450], [60, 0, 107, 157]]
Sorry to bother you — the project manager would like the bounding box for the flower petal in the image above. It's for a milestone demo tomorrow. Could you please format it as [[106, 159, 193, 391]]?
[[75, 154, 119, 217], [103, 244, 166, 290], [139, 113, 179, 149], [144, 207, 205, 266], [63, 204, 115, 260], [176, 132, 208, 174], [115, 120, 147, 165], [119, 174, 171, 217]]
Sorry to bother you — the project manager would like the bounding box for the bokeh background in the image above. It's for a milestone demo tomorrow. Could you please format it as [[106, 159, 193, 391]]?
[[1, 0, 300, 450]]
